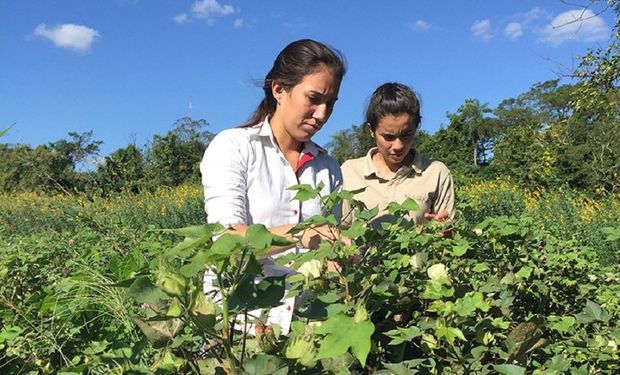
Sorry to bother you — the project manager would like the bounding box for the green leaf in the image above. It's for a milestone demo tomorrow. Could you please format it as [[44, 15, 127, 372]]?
[[386, 198, 419, 215], [341, 220, 367, 238], [207, 233, 244, 261], [453, 292, 490, 317], [384, 326, 423, 345], [284, 332, 317, 366], [228, 275, 286, 312], [435, 323, 465, 345], [165, 224, 222, 257], [127, 276, 169, 305], [491, 317, 510, 330], [494, 364, 525, 375], [170, 224, 221, 240], [357, 206, 379, 221], [289, 183, 321, 202], [0, 326, 23, 342], [133, 319, 183, 348], [472, 263, 489, 273], [546, 354, 571, 371], [0, 125, 13, 138], [575, 300, 609, 323], [246, 224, 273, 251], [153, 349, 184, 372], [179, 262, 203, 278], [451, 239, 470, 256], [515, 266, 532, 279], [315, 314, 375, 366], [421, 281, 454, 300], [243, 354, 289, 375], [399, 197, 420, 211], [550, 316, 576, 333]]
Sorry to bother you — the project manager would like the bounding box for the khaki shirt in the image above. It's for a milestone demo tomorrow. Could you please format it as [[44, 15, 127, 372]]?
[[341, 148, 455, 227]]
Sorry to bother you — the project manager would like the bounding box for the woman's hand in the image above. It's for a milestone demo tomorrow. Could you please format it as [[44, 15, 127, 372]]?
[[423, 210, 450, 222], [423, 211, 455, 238]]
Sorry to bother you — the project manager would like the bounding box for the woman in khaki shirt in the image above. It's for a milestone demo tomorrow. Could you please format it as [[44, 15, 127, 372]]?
[[341, 82, 455, 227]]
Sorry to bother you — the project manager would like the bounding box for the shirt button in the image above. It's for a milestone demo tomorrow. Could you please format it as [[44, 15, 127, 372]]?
[[292, 209, 298, 215]]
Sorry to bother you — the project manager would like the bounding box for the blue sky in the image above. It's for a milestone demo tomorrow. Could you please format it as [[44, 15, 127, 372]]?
[[1, 1, 615, 161]]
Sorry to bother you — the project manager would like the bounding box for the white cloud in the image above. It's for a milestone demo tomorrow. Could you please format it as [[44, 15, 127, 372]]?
[[539, 9, 611, 46], [233, 18, 244, 29], [504, 22, 523, 40], [34, 23, 99, 52], [191, 0, 235, 23], [413, 20, 431, 31], [522, 7, 549, 24], [173, 13, 189, 24], [471, 19, 492, 41]]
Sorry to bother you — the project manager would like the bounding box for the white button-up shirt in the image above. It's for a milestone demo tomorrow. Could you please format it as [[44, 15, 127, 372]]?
[[200, 118, 342, 334], [201, 119, 342, 227]]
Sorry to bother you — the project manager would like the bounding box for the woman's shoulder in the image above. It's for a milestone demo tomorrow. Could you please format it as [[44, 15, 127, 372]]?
[[208, 125, 261, 149], [341, 155, 367, 173], [415, 153, 452, 178], [340, 156, 369, 186], [213, 126, 257, 141]]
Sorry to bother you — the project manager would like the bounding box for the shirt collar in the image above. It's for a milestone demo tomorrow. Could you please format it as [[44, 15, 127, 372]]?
[[255, 116, 324, 157], [362, 147, 425, 179]]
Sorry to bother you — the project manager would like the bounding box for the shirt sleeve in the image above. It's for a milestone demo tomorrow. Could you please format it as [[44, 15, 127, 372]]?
[[432, 166, 456, 220], [200, 130, 250, 226]]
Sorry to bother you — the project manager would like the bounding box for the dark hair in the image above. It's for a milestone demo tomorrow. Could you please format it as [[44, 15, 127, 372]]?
[[365, 82, 421, 131], [243, 39, 346, 127]]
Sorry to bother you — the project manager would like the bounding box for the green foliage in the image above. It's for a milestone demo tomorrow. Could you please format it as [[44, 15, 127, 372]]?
[[325, 124, 375, 164], [144, 117, 213, 189], [93, 143, 146, 195], [1, 182, 620, 373], [0, 131, 101, 193]]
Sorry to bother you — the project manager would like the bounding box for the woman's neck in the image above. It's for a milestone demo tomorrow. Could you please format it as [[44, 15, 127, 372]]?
[[270, 114, 302, 152], [372, 150, 413, 176]]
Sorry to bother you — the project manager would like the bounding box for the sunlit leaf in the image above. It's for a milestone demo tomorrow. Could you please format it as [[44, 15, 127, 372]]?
[[246, 224, 273, 251], [315, 314, 375, 366], [494, 364, 525, 375]]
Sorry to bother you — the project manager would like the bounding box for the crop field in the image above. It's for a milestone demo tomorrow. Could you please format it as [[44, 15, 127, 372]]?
[[1, 180, 619, 374]]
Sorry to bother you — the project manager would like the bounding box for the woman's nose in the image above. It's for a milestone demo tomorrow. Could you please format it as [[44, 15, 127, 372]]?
[[392, 138, 404, 150], [313, 103, 328, 122]]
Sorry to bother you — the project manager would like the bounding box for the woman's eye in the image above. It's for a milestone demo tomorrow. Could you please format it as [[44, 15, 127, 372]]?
[[308, 96, 322, 105], [383, 135, 396, 142]]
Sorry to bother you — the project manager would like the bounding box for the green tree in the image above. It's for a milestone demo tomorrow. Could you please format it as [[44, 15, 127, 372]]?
[[94, 144, 145, 195], [0, 131, 101, 193], [416, 100, 496, 177], [325, 124, 375, 164], [145, 117, 213, 188]]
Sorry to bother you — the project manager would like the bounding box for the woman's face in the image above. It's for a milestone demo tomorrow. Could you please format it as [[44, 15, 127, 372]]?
[[272, 66, 341, 143], [370, 113, 416, 171]]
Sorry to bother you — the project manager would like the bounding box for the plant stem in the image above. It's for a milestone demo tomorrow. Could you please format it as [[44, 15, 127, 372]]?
[[218, 273, 239, 375], [240, 312, 248, 368]]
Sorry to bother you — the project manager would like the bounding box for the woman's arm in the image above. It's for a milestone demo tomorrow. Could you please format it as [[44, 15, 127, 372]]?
[[225, 223, 340, 255]]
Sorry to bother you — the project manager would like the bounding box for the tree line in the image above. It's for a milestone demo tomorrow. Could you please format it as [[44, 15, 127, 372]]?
[[0, 117, 213, 196], [328, 78, 619, 194], [2, 1, 618, 196]]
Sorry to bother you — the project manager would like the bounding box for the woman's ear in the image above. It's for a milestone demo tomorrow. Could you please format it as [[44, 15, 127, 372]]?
[[272, 80, 285, 105], [366, 122, 375, 137]]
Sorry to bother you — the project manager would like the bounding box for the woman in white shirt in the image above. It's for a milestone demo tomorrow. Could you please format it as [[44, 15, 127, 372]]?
[[200, 39, 346, 333]]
